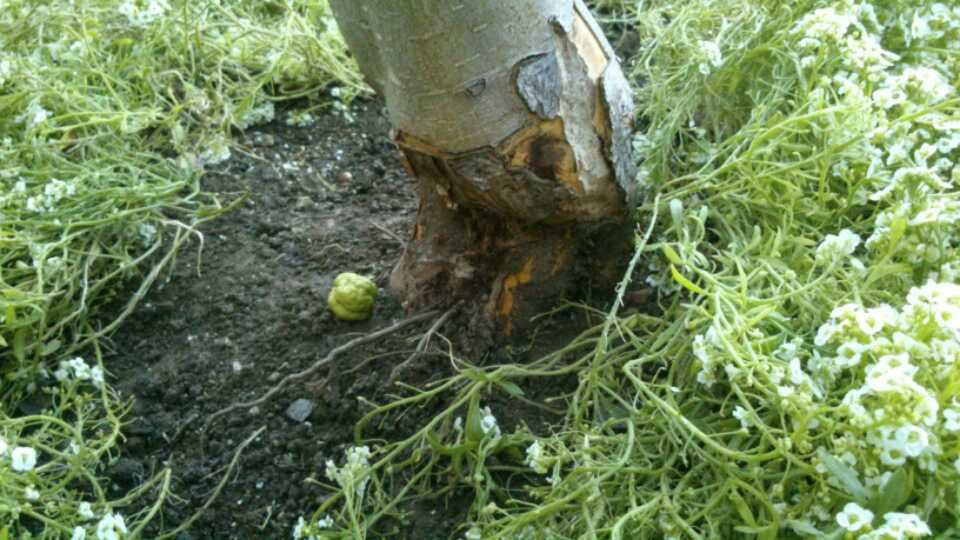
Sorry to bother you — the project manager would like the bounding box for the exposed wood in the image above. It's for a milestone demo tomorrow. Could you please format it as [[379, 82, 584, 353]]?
[[329, 0, 637, 336]]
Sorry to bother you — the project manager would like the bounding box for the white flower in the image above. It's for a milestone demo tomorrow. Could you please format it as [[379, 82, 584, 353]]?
[[0, 437, 7, 457], [816, 229, 861, 262], [20, 100, 51, 129], [71, 527, 87, 540], [835, 341, 869, 368], [96, 513, 127, 540], [894, 425, 930, 457], [880, 512, 931, 537], [943, 406, 960, 432], [856, 305, 896, 335], [732, 406, 750, 430], [880, 444, 907, 467], [24, 486, 40, 500], [292, 516, 307, 539], [316, 515, 334, 529], [79, 502, 95, 520], [525, 440, 548, 474], [479, 406, 501, 439], [836, 502, 874, 532], [794, 7, 856, 43], [698, 40, 723, 75], [11, 446, 37, 472], [464, 527, 482, 540], [90, 366, 105, 388]]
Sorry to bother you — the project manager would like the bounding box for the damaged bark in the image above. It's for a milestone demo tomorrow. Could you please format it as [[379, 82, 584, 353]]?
[[330, 0, 636, 336]]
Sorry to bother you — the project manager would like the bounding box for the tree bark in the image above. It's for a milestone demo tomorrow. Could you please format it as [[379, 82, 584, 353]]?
[[330, 0, 636, 336]]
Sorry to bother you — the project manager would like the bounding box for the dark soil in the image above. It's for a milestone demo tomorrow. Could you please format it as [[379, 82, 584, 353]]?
[[102, 104, 599, 539]]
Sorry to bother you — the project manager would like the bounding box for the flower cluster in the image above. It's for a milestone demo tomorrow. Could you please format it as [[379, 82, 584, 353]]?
[[814, 282, 960, 474], [54, 357, 105, 388], [325, 445, 372, 496], [118, 0, 170, 27], [24, 178, 78, 214], [292, 514, 333, 540]]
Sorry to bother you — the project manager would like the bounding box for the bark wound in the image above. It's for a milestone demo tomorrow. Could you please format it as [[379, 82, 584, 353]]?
[[332, 1, 638, 339]]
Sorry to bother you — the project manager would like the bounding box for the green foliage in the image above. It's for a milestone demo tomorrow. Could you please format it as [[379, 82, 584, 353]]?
[[0, 0, 363, 536], [306, 1, 960, 538]]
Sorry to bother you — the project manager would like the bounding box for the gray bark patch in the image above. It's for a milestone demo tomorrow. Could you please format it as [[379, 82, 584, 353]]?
[[601, 65, 639, 206], [516, 53, 562, 119]]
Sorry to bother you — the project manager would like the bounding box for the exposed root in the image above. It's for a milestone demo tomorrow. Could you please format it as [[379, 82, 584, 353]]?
[[201, 310, 440, 433], [389, 302, 461, 384]]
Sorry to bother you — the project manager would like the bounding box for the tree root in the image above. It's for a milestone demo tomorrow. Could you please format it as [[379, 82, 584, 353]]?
[[388, 302, 461, 384], [201, 310, 440, 433]]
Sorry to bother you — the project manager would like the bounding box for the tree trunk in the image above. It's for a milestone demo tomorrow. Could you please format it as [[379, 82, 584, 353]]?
[[330, 0, 636, 336]]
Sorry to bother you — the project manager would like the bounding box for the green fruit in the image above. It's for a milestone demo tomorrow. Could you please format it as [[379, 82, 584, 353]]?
[[328, 272, 378, 321]]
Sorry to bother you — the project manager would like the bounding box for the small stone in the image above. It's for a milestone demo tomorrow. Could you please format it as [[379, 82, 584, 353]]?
[[248, 406, 260, 415], [253, 133, 274, 147], [285, 399, 317, 423], [295, 196, 314, 211], [267, 372, 281, 382], [337, 170, 353, 184], [231, 361, 243, 373]]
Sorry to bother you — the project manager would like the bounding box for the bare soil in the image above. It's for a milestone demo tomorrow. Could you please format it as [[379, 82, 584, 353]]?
[[101, 104, 603, 539]]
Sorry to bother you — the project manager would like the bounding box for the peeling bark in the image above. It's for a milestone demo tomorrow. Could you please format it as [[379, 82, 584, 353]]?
[[330, 0, 636, 336]]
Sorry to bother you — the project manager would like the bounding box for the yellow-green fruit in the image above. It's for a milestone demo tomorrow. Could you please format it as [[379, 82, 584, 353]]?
[[328, 272, 378, 321]]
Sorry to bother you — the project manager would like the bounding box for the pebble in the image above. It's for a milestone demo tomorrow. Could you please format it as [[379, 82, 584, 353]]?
[[285, 398, 316, 423], [337, 170, 353, 184], [253, 133, 274, 147]]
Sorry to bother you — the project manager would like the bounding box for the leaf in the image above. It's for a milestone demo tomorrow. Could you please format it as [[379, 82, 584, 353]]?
[[868, 467, 911, 515], [662, 245, 683, 265], [670, 265, 706, 295], [818, 448, 869, 502], [42, 339, 62, 357], [464, 393, 484, 444], [786, 520, 823, 537], [497, 381, 525, 398], [13, 329, 26, 363]]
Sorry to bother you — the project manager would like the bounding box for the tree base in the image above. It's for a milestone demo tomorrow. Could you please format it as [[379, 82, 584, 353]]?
[[390, 148, 633, 337]]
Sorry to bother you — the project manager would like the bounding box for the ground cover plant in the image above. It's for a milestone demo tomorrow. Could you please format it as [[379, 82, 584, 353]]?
[[0, 1, 363, 537], [1, 0, 959, 539], [297, 0, 960, 538]]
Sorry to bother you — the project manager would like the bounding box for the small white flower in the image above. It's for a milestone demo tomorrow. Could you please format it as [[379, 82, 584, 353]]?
[[943, 407, 960, 432], [881, 512, 931, 536], [894, 425, 929, 457], [11, 446, 37, 472], [525, 440, 548, 474], [732, 406, 750, 430], [835, 341, 869, 368], [71, 527, 87, 540], [697, 40, 723, 74], [96, 513, 127, 540], [479, 406, 501, 439], [464, 527, 482, 540], [0, 437, 7, 457], [816, 229, 861, 262], [880, 445, 907, 467], [79, 502, 95, 520], [836, 502, 874, 532], [24, 486, 40, 501], [292, 516, 307, 539], [90, 366, 105, 387], [316, 515, 334, 529]]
